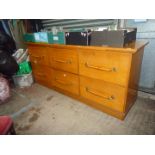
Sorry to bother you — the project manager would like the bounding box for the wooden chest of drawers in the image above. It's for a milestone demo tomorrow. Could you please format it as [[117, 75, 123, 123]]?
[[27, 42, 148, 120]]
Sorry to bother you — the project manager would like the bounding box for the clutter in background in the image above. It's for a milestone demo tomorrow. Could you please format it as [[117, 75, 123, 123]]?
[[0, 49, 18, 76], [12, 49, 29, 64], [0, 21, 35, 89], [24, 31, 65, 45], [23, 27, 137, 47], [65, 30, 91, 46], [0, 31, 16, 55], [1, 20, 137, 48], [0, 19, 43, 49], [0, 75, 10, 104], [0, 31, 18, 77], [12, 49, 33, 88], [0, 30, 18, 103], [90, 28, 137, 47]]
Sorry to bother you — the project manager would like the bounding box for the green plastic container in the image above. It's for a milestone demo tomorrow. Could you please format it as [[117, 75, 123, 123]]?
[[17, 61, 32, 75], [23, 33, 35, 42], [23, 33, 40, 42], [38, 32, 48, 43], [33, 33, 40, 42], [24, 32, 65, 44], [48, 32, 65, 44]]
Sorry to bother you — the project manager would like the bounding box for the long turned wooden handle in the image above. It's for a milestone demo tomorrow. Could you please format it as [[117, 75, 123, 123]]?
[[36, 73, 46, 77], [85, 62, 116, 72], [54, 59, 72, 64], [55, 78, 72, 86], [31, 55, 45, 59], [85, 87, 115, 100]]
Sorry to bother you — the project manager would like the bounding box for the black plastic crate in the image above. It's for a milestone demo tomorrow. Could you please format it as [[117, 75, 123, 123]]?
[[65, 31, 91, 46], [90, 28, 137, 47]]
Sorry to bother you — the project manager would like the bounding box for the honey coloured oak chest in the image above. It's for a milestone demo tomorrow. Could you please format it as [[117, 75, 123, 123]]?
[[27, 41, 148, 120]]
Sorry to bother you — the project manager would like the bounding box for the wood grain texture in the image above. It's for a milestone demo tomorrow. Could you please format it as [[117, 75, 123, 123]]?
[[49, 47, 78, 74], [27, 41, 148, 120], [79, 49, 132, 86], [80, 76, 126, 112], [52, 69, 79, 95], [27, 41, 148, 53], [124, 47, 145, 113], [29, 46, 49, 66], [31, 64, 53, 87]]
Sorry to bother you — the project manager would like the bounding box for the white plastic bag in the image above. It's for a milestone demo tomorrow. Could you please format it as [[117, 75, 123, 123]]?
[[0, 76, 10, 104]]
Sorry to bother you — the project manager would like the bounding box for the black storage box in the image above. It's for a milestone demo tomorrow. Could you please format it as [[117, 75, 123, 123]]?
[[90, 28, 137, 47], [65, 31, 91, 46], [90, 31, 107, 46], [125, 27, 137, 43]]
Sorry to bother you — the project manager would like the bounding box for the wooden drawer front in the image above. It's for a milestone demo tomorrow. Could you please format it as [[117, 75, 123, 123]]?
[[80, 76, 126, 112], [29, 46, 49, 66], [79, 49, 131, 86], [32, 64, 53, 87], [52, 70, 79, 95], [50, 48, 78, 74]]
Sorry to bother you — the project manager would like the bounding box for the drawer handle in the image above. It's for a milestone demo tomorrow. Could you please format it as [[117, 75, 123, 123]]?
[[31, 55, 45, 64], [31, 55, 45, 59], [85, 87, 115, 100], [85, 62, 116, 72], [36, 73, 46, 77], [54, 59, 72, 64], [55, 78, 72, 86]]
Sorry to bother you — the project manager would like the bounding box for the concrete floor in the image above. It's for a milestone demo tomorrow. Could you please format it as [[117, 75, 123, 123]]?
[[0, 83, 155, 135]]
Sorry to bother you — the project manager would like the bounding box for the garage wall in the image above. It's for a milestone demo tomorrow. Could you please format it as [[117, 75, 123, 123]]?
[[126, 19, 155, 89], [41, 19, 116, 30]]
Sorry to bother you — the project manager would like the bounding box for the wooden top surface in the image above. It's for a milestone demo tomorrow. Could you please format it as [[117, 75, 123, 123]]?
[[27, 41, 148, 53]]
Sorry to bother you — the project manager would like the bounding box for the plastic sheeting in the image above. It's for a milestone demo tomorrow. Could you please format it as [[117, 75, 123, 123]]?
[[0, 49, 18, 76], [0, 76, 10, 104]]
